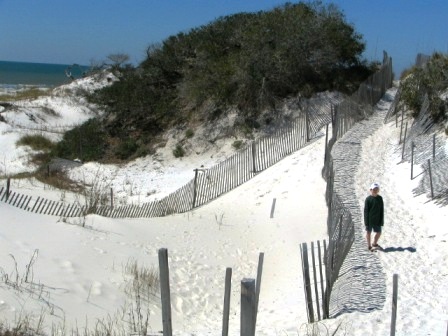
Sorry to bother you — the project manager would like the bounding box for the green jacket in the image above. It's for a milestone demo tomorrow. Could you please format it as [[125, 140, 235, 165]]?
[[364, 195, 384, 226]]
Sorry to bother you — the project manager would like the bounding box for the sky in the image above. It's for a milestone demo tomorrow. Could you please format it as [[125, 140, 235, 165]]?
[[0, 0, 447, 76]]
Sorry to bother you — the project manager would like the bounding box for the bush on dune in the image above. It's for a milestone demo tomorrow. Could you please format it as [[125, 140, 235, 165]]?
[[83, 1, 374, 162], [400, 52, 448, 122]]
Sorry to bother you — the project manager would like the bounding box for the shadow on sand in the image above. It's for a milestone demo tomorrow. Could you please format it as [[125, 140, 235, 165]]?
[[382, 246, 417, 253]]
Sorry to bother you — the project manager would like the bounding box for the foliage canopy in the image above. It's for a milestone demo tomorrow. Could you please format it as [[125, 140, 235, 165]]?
[[84, 1, 373, 161]]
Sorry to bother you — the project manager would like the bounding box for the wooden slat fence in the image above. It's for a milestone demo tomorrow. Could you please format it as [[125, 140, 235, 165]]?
[[383, 53, 448, 206], [305, 52, 393, 322], [2, 53, 393, 222], [300, 240, 328, 323], [2, 107, 320, 218], [0, 185, 85, 217], [331, 52, 392, 142]]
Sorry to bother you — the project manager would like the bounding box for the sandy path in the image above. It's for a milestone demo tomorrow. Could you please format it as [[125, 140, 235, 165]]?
[[332, 87, 448, 335]]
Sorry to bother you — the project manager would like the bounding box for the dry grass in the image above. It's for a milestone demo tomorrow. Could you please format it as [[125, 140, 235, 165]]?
[[0, 87, 50, 102], [0, 256, 161, 336]]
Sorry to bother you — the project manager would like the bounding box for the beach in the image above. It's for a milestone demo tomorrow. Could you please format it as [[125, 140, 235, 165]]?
[[0, 77, 447, 335]]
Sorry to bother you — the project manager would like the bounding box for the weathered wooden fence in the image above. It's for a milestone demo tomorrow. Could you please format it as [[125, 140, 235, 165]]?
[[384, 53, 448, 206], [0, 183, 86, 217], [1, 95, 335, 218], [157, 248, 264, 336], [300, 240, 327, 323], [302, 52, 393, 322]]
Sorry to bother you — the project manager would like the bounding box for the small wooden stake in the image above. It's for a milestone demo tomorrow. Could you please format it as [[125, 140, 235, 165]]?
[[158, 248, 173, 336], [390, 274, 398, 336], [270, 198, 276, 218], [222, 268, 232, 336]]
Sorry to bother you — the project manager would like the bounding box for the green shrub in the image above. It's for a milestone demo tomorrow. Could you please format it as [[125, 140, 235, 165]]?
[[88, 1, 372, 149], [115, 138, 138, 160], [185, 129, 194, 138], [400, 52, 448, 121], [16, 134, 54, 151], [232, 140, 243, 150], [53, 118, 107, 162], [173, 143, 185, 158]]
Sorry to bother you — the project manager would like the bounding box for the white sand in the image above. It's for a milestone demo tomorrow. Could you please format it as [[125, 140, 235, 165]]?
[[0, 79, 447, 335]]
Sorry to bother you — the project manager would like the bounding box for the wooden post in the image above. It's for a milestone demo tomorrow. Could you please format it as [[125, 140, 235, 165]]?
[[110, 188, 114, 208], [411, 142, 414, 179], [399, 109, 404, 144], [324, 123, 329, 163], [310, 241, 321, 320], [241, 278, 256, 336], [192, 169, 199, 209], [251, 141, 257, 173], [317, 240, 326, 318], [270, 198, 276, 218], [428, 159, 434, 199], [6, 178, 10, 201], [222, 268, 232, 336], [305, 108, 310, 142], [300, 242, 315, 323], [401, 122, 408, 160], [254, 252, 264, 334], [333, 105, 339, 139], [390, 274, 398, 336], [158, 248, 173, 336]]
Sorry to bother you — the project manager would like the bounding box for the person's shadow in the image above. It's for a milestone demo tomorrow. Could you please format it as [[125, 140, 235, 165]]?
[[382, 246, 417, 253]]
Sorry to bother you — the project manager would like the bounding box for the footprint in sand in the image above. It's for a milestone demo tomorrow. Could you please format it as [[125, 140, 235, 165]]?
[[94, 247, 106, 254], [60, 260, 75, 273], [90, 281, 102, 296], [174, 296, 183, 312]]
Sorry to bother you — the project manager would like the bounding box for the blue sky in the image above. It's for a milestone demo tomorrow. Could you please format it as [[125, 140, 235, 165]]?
[[0, 0, 447, 76]]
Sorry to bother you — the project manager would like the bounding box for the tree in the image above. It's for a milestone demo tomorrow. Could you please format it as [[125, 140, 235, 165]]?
[[87, 1, 373, 161], [107, 53, 130, 69]]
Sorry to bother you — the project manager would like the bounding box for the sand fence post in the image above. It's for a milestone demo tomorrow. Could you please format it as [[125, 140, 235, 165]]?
[[6, 177, 10, 201], [399, 109, 404, 144], [110, 187, 114, 208], [222, 267, 232, 336], [428, 159, 434, 199], [401, 122, 408, 160], [310, 241, 321, 320], [158, 248, 173, 336], [390, 274, 399, 336], [254, 252, 264, 334], [300, 242, 315, 323], [305, 107, 310, 142], [317, 240, 327, 318], [270, 198, 276, 218], [192, 168, 199, 208], [324, 123, 329, 163], [251, 141, 257, 173], [241, 278, 256, 336], [410, 141, 415, 179]]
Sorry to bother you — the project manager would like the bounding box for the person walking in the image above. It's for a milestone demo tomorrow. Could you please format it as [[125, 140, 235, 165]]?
[[364, 182, 384, 251]]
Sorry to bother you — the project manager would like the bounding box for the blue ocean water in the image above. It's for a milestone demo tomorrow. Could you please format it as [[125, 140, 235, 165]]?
[[0, 60, 89, 88]]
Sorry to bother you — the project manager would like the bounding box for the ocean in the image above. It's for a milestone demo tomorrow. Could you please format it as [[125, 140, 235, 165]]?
[[0, 60, 89, 89]]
